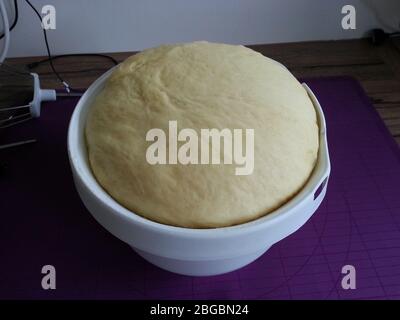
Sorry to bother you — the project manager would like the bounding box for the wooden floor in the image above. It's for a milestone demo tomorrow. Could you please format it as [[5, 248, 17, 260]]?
[[5, 38, 400, 145]]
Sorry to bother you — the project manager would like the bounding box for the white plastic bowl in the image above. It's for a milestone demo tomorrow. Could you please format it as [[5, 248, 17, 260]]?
[[67, 67, 330, 276]]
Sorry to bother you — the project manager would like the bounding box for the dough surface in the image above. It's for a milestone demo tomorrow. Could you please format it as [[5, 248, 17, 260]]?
[[85, 41, 319, 228]]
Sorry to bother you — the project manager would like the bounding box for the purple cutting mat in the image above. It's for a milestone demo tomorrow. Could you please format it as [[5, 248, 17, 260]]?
[[1, 76, 400, 300]]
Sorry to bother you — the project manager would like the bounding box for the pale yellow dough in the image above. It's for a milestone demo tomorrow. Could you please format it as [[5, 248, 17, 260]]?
[[85, 41, 319, 228]]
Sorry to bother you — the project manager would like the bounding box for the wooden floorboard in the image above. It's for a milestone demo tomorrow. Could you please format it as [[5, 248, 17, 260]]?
[[4, 38, 400, 145]]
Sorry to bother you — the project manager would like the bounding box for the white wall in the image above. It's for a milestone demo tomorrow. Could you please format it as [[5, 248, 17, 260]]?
[[2, 0, 400, 58]]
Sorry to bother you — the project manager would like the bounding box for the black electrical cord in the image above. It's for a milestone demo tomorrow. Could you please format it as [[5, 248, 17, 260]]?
[[0, 0, 18, 40], [24, 0, 78, 92], [27, 53, 118, 69], [24, 0, 118, 93]]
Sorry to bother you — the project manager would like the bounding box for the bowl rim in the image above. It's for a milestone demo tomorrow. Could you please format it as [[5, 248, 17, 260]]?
[[67, 66, 331, 238]]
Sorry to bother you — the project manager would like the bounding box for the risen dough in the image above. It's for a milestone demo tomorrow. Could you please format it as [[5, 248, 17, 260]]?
[[85, 41, 319, 228]]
